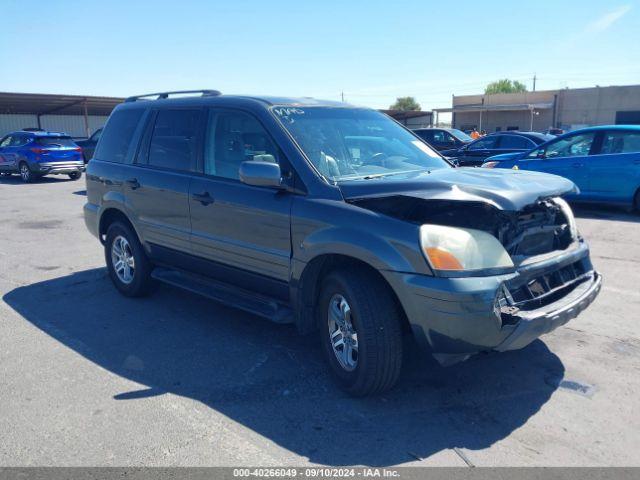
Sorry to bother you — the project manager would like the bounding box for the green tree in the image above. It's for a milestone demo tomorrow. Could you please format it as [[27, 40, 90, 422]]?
[[485, 79, 528, 95], [389, 96, 421, 111]]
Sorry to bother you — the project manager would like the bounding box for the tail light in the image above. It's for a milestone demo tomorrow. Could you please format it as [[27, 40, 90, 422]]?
[[30, 147, 51, 154]]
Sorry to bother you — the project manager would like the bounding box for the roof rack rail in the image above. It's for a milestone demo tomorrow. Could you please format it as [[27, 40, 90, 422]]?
[[125, 90, 222, 102]]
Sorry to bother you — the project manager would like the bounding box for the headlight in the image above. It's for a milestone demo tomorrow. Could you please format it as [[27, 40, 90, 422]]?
[[552, 197, 578, 239], [420, 224, 514, 271], [481, 161, 498, 168]]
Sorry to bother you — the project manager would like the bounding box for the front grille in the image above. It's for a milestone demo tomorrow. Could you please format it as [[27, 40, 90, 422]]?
[[508, 259, 589, 311]]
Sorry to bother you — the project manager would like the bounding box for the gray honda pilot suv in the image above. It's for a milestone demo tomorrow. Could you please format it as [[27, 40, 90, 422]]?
[[84, 90, 602, 396]]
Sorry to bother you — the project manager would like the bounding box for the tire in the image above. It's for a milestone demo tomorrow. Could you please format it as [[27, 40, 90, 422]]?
[[634, 189, 640, 213], [68, 171, 82, 180], [19, 162, 34, 183], [105, 221, 155, 297], [318, 269, 403, 396]]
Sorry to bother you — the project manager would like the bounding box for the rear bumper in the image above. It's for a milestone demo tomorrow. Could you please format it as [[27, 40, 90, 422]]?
[[383, 241, 601, 363], [83, 203, 100, 240], [34, 161, 85, 174]]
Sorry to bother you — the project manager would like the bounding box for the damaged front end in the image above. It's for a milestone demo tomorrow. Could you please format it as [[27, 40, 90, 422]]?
[[349, 194, 602, 364]]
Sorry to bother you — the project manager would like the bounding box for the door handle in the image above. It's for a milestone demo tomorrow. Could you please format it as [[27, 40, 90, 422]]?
[[192, 191, 215, 205], [572, 163, 584, 168], [125, 178, 140, 189]]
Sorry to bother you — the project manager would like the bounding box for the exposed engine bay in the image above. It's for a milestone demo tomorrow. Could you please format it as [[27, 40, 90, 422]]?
[[348, 196, 575, 263]]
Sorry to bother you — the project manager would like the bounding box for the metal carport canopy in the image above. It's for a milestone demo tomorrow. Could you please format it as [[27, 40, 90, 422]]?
[[0, 92, 124, 116]]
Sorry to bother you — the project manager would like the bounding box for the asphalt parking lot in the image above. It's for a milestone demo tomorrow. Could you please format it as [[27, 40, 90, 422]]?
[[0, 174, 639, 467]]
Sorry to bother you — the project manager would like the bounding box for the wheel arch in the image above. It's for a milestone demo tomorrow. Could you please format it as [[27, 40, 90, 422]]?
[[98, 207, 139, 245], [294, 253, 410, 335]]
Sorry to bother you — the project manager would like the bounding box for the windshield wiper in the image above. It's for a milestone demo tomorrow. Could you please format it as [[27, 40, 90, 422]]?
[[358, 169, 429, 180]]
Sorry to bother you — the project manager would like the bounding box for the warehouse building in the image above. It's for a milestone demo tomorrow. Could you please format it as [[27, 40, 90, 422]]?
[[0, 92, 124, 138], [441, 84, 640, 133]]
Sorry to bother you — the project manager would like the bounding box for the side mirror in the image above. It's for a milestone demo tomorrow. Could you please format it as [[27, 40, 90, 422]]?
[[536, 150, 546, 159], [239, 161, 283, 188]]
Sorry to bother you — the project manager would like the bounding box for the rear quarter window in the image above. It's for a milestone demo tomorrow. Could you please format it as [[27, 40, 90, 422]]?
[[498, 135, 535, 149], [94, 109, 145, 163]]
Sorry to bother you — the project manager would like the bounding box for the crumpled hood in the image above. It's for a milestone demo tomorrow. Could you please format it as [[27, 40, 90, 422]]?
[[338, 167, 578, 211]]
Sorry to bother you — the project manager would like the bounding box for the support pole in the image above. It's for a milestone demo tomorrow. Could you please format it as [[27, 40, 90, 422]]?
[[83, 100, 90, 138], [530, 108, 534, 131]]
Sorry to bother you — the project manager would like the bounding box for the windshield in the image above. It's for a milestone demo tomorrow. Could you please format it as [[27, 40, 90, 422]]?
[[449, 129, 473, 142], [272, 107, 450, 181]]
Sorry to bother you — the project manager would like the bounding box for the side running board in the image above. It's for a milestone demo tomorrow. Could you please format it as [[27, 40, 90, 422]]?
[[151, 267, 294, 324]]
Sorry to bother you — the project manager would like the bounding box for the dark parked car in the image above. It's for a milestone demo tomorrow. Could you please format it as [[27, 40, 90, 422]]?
[[441, 131, 554, 167], [84, 90, 601, 395], [412, 128, 472, 151], [483, 125, 640, 210], [0, 130, 85, 182], [76, 127, 103, 163]]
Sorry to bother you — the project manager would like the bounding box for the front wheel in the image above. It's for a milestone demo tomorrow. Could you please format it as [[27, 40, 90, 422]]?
[[105, 221, 155, 297], [68, 171, 82, 180], [318, 269, 403, 396]]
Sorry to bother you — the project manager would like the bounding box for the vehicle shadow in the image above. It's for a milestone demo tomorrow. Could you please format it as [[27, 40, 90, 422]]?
[[572, 203, 640, 224], [3, 269, 564, 466], [0, 175, 75, 185]]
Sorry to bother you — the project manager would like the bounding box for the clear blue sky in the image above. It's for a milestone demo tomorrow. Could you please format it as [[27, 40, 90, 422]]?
[[1, 0, 638, 110]]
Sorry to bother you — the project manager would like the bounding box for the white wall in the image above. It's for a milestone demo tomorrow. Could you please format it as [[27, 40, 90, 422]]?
[[0, 114, 37, 136], [0, 114, 108, 138]]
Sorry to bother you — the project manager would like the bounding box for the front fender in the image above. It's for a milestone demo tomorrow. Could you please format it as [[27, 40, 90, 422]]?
[[297, 226, 418, 273]]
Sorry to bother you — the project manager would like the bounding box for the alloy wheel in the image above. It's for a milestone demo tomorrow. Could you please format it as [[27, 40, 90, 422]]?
[[111, 235, 135, 284], [20, 164, 30, 182], [327, 294, 359, 371]]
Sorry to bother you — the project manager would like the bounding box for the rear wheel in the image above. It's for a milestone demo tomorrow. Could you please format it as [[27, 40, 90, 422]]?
[[634, 189, 640, 213], [19, 162, 34, 183], [68, 171, 82, 180], [318, 269, 403, 396], [105, 221, 155, 297]]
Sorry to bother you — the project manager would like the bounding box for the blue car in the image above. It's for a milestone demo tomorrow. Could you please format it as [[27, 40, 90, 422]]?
[[0, 130, 85, 182], [482, 125, 640, 211]]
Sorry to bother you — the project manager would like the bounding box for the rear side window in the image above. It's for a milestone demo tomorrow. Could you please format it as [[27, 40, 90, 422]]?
[[468, 136, 498, 150], [416, 130, 433, 142], [148, 109, 200, 171], [95, 109, 144, 163], [432, 131, 446, 142], [600, 131, 640, 154], [35, 136, 77, 147], [10, 134, 30, 146], [499, 135, 535, 149]]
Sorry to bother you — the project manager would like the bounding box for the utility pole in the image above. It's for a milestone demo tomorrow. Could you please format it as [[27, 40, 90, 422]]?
[[341, 91, 344, 102], [533, 74, 537, 92]]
